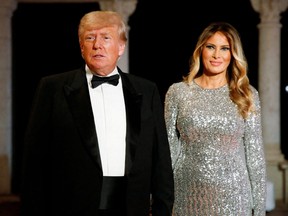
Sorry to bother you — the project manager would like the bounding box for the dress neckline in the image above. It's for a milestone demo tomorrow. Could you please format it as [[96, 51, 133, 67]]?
[[192, 79, 228, 91]]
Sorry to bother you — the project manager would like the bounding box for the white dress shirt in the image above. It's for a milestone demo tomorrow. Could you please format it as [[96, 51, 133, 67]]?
[[86, 65, 126, 176]]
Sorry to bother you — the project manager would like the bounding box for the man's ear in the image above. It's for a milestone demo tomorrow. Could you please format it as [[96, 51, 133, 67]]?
[[119, 42, 126, 56]]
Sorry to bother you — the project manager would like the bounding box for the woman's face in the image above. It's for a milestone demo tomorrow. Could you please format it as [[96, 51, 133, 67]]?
[[201, 31, 231, 76]]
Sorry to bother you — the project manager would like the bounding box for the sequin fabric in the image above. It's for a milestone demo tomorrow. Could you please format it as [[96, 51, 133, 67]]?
[[164, 81, 267, 216]]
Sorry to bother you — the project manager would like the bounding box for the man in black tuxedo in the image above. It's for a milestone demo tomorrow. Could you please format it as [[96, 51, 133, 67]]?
[[20, 10, 174, 216]]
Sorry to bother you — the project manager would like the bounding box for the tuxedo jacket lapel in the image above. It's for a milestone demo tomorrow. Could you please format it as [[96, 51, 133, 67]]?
[[63, 69, 102, 172], [120, 72, 143, 175]]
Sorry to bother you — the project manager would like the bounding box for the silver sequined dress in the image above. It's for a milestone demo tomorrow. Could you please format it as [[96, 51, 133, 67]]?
[[164, 81, 266, 216]]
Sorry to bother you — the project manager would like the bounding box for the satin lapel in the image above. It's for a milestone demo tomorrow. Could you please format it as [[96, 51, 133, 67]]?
[[63, 69, 102, 172], [120, 72, 143, 175]]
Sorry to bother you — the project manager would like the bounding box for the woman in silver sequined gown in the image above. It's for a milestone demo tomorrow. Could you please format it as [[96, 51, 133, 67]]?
[[164, 22, 266, 216]]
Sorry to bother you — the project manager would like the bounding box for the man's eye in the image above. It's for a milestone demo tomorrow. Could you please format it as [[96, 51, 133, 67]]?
[[85, 36, 95, 41], [104, 36, 110, 40]]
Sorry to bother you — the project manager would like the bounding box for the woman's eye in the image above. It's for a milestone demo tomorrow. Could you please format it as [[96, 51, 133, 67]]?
[[221, 47, 230, 51], [206, 45, 214, 49]]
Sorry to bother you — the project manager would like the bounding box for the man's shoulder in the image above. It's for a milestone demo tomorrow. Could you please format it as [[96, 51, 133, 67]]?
[[40, 67, 84, 81], [119, 70, 155, 83]]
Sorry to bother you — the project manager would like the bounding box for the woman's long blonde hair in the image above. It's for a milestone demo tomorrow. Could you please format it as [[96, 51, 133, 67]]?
[[184, 22, 254, 119]]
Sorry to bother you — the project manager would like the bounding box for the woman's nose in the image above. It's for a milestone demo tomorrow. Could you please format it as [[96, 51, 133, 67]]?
[[212, 49, 220, 58]]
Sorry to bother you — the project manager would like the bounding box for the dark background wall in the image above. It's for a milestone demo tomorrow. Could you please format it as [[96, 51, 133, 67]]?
[[11, 1, 288, 194]]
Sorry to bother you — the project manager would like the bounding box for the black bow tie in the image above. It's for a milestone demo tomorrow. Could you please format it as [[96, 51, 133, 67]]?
[[91, 74, 120, 88]]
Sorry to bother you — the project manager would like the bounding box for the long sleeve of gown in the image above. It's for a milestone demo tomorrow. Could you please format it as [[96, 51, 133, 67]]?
[[164, 84, 181, 169], [244, 87, 267, 216]]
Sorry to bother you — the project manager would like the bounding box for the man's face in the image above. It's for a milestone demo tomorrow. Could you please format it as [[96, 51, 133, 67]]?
[[80, 26, 125, 76]]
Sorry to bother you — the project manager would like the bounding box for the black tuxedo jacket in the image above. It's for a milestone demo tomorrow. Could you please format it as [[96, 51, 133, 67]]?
[[20, 67, 174, 216]]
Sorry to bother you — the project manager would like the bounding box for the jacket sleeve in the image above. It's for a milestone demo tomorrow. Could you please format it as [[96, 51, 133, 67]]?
[[150, 84, 174, 216], [20, 77, 54, 216]]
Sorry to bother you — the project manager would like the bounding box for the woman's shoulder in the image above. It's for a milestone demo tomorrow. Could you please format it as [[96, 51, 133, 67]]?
[[168, 81, 189, 91], [249, 84, 258, 92], [248, 85, 262, 110], [165, 81, 191, 101], [249, 84, 260, 97]]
